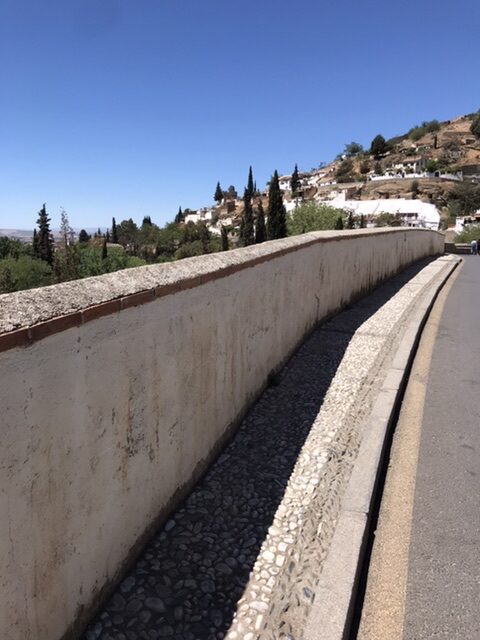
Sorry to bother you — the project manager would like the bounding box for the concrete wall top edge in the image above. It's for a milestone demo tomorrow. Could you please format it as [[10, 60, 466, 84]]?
[[0, 228, 442, 339]]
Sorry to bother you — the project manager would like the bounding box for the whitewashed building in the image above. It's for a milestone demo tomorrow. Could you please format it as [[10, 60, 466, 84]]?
[[322, 196, 440, 230]]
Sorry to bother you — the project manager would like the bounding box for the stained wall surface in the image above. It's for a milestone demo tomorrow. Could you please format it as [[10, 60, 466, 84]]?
[[0, 229, 443, 639]]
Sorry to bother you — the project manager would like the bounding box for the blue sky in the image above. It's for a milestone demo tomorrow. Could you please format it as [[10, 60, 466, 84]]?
[[1, 0, 479, 230]]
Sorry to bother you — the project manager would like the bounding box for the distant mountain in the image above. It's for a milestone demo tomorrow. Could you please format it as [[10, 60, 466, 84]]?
[[0, 227, 109, 243]]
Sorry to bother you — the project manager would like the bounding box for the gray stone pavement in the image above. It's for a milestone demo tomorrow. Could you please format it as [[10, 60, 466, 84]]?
[[81, 260, 436, 640], [403, 256, 480, 640]]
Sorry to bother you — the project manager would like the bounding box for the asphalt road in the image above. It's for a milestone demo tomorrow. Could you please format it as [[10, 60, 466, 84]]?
[[403, 255, 480, 639], [356, 255, 480, 640]]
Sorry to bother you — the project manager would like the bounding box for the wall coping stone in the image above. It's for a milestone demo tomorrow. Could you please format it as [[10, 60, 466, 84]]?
[[0, 229, 443, 350]]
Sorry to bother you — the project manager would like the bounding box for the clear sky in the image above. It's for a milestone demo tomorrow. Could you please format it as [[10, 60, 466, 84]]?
[[1, 0, 479, 230]]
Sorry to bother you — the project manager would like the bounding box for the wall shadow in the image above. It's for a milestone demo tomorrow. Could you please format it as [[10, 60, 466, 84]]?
[[82, 258, 435, 640]]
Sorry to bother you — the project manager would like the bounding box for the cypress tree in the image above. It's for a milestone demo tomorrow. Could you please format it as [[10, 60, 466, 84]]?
[[78, 229, 90, 243], [142, 216, 152, 226], [111, 217, 119, 243], [32, 228, 39, 257], [175, 207, 184, 224], [36, 204, 54, 265], [334, 216, 344, 230], [347, 211, 355, 229], [241, 188, 254, 246], [290, 164, 300, 196], [101, 237, 108, 260], [214, 182, 223, 203], [266, 171, 287, 240], [360, 214, 366, 228], [246, 166, 254, 199], [105, 229, 111, 242], [255, 201, 266, 244], [221, 225, 229, 251]]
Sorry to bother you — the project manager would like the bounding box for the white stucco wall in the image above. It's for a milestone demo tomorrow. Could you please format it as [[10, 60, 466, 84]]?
[[0, 229, 444, 640]]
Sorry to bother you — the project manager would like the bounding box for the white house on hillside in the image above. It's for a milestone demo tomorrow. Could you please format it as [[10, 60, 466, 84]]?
[[322, 196, 440, 230]]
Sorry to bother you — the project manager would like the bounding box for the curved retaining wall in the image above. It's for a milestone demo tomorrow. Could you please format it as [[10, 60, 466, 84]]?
[[0, 229, 443, 640]]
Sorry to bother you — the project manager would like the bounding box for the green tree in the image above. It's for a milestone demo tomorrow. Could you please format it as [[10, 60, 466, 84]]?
[[116, 219, 138, 252], [78, 229, 90, 243], [455, 224, 480, 243], [0, 237, 24, 259], [0, 263, 15, 293], [32, 228, 39, 256], [374, 212, 402, 227], [411, 180, 419, 199], [241, 188, 254, 246], [221, 225, 229, 251], [347, 211, 355, 229], [360, 159, 371, 174], [214, 182, 223, 203], [287, 202, 346, 235], [370, 135, 387, 159], [102, 237, 108, 260], [0, 255, 52, 292], [36, 204, 54, 265], [175, 207, 184, 224], [426, 159, 438, 173], [142, 216, 152, 226], [111, 217, 119, 244], [255, 201, 266, 244], [334, 216, 344, 230], [267, 171, 287, 240], [246, 166, 254, 199], [374, 161, 383, 175], [336, 158, 355, 182], [449, 182, 480, 215], [344, 142, 364, 157], [470, 112, 480, 138], [290, 164, 300, 196], [53, 208, 81, 282]]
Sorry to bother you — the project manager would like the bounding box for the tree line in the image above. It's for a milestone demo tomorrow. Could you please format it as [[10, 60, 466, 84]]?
[[0, 166, 357, 295]]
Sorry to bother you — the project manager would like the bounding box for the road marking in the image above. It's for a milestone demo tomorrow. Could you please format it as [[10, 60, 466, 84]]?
[[356, 261, 462, 640]]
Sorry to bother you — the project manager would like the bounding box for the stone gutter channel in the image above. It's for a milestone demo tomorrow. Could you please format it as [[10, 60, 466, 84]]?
[[82, 255, 460, 640]]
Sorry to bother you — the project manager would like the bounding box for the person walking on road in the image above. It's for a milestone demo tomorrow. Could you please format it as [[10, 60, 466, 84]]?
[[471, 239, 478, 255]]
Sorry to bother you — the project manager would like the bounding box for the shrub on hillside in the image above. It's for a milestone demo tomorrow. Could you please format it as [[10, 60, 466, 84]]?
[[455, 224, 480, 243], [287, 202, 346, 235]]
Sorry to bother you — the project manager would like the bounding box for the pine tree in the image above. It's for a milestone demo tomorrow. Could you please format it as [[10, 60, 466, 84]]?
[[78, 229, 90, 243], [290, 164, 300, 196], [246, 166, 254, 199], [221, 225, 229, 251], [334, 216, 344, 230], [347, 211, 355, 229], [175, 207, 184, 224], [214, 182, 223, 203], [255, 201, 266, 244], [370, 134, 387, 160], [266, 171, 287, 240], [142, 216, 152, 226], [36, 204, 54, 265], [111, 217, 119, 244], [241, 188, 254, 246]]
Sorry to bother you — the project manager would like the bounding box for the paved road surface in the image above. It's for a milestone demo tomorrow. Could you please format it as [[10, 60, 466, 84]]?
[[357, 256, 480, 640], [403, 255, 480, 639]]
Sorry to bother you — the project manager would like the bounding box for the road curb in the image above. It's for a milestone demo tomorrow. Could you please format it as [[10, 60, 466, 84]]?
[[304, 255, 462, 640]]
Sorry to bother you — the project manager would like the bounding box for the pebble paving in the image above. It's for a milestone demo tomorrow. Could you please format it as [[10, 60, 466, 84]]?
[[82, 259, 438, 640]]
